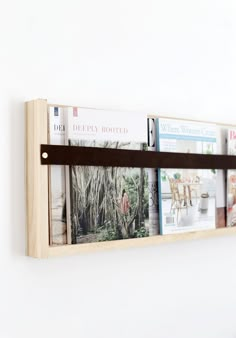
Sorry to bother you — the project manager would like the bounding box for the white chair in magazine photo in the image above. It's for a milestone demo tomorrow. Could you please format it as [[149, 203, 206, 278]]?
[[168, 176, 188, 223]]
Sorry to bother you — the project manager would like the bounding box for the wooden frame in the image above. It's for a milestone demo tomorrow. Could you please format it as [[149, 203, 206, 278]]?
[[26, 99, 236, 258]]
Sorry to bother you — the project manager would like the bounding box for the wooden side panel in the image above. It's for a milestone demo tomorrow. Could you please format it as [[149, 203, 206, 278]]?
[[26, 99, 49, 258]]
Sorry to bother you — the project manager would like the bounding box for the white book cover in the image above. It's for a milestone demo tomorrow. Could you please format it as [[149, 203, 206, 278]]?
[[48, 106, 67, 245], [65, 107, 150, 244], [226, 128, 236, 226], [157, 118, 217, 235]]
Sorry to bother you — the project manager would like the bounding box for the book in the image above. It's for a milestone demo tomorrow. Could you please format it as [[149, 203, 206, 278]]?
[[226, 128, 236, 226], [48, 106, 67, 245], [147, 117, 159, 235], [65, 107, 150, 244], [157, 117, 217, 235]]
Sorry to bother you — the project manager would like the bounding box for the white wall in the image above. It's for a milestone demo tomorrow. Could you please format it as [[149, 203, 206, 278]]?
[[1, 1, 236, 337]]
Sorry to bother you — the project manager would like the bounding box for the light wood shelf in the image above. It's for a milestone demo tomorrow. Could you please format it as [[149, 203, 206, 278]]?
[[48, 227, 236, 257], [25, 99, 236, 258]]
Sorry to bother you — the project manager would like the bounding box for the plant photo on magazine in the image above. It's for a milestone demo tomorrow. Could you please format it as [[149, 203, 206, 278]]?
[[64, 106, 153, 245], [68, 140, 149, 244]]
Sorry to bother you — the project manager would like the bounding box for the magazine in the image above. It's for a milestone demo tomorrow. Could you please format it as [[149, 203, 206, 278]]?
[[157, 118, 217, 235], [215, 125, 227, 228], [48, 106, 67, 245], [226, 128, 236, 226], [147, 117, 159, 235], [65, 107, 150, 244]]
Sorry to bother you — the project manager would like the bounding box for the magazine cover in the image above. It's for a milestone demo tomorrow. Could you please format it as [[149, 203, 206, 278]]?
[[65, 107, 150, 244], [48, 106, 67, 245], [157, 118, 217, 235], [226, 128, 236, 226], [147, 117, 159, 235]]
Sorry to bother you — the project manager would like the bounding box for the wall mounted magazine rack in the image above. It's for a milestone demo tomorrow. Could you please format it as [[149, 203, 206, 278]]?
[[26, 99, 236, 258]]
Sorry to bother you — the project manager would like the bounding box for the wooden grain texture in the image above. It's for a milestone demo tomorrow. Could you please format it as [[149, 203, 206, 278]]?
[[26, 99, 49, 258], [48, 227, 236, 257]]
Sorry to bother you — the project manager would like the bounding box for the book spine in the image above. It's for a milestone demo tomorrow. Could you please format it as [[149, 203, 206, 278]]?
[[64, 107, 72, 244], [215, 126, 227, 228], [48, 106, 67, 245], [156, 118, 163, 234], [226, 129, 236, 227], [147, 118, 159, 236]]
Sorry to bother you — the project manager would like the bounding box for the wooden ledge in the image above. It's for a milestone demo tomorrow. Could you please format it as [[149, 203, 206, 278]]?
[[48, 227, 236, 258]]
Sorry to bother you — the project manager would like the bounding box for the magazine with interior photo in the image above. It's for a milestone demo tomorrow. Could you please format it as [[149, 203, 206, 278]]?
[[226, 128, 236, 227], [48, 106, 67, 245], [147, 117, 159, 235], [64, 107, 153, 244], [157, 118, 217, 235]]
